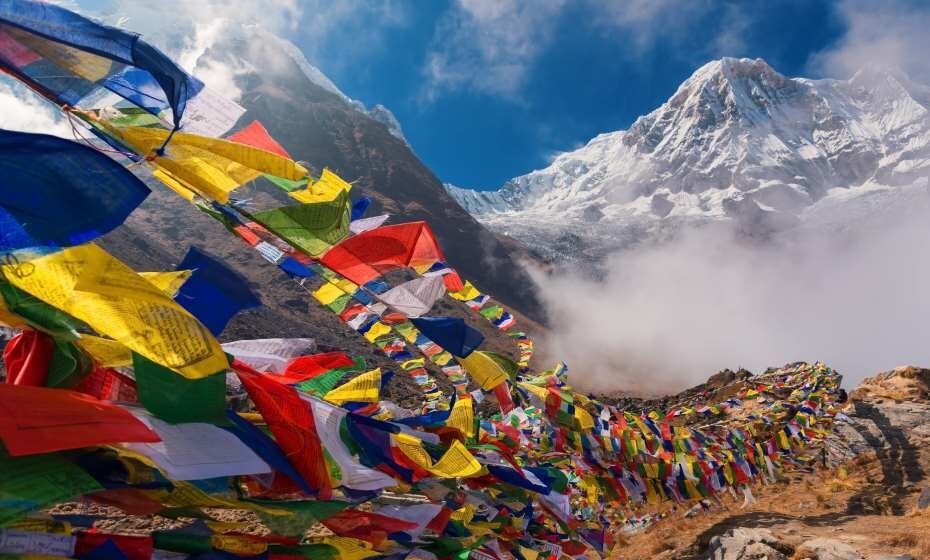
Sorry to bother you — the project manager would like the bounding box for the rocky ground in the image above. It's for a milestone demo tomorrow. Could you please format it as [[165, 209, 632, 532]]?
[[613, 367, 930, 560]]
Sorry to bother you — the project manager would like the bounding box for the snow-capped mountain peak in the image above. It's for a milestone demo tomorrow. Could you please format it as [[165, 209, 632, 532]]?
[[445, 58, 930, 261]]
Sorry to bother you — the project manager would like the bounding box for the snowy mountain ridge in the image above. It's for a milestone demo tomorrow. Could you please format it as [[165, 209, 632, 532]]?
[[445, 58, 930, 259]]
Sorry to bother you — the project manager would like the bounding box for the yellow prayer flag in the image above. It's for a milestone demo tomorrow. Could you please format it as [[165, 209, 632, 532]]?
[[574, 393, 592, 407], [322, 537, 377, 560], [329, 277, 358, 294], [139, 270, 193, 297], [0, 294, 29, 329], [363, 322, 392, 343], [448, 396, 475, 438], [575, 406, 595, 431], [110, 126, 307, 204], [583, 475, 599, 503], [75, 335, 132, 367], [289, 168, 352, 203], [1, 244, 227, 379], [449, 281, 481, 302], [211, 535, 268, 556], [517, 382, 549, 402], [450, 504, 476, 525], [324, 368, 381, 404], [401, 358, 426, 370], [457, 351, 509, 391], [313, 282, 347, 306], [432, 350, 454, 365], [152, 168, 197, 202], [393, 433, 483, 478]]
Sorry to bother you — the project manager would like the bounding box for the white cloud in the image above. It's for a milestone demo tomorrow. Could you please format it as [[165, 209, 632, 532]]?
[[104, 0, 407, 102], [810, 0, 930, 82], [589, 0, 694, 50], [423, 0, 567, 100], [711, 3, 750, 57], [531, 194, 930, 393], [590, 0, 752, 60], [0, 81, 71, 137], [423, 0, 755, 101]]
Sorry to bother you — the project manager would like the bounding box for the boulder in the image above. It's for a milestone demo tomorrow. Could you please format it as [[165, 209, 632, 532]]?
[[706, 528, 791, 560], [917, 487, 930, 510], [795, 538, 864, 560]]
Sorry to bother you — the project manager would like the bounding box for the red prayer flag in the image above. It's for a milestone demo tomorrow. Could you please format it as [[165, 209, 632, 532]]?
[[0, 29, 41, 67], [427, 506, 452, 533], [3, 329, 52, 386], [0, 384, 160, 456], [493, 382, 515, 414], [273, 352, 355, 384], [442, 270, 464, 292], [228, 120, 292, 159], [321, 510, 417, 545], [321, 222, 444, 286], [87, 488, 165, 516], [73, 366, 138, 403], [234, 224, 262, 246], [233, 360, 333, 499], [75, 532, 153, 560]]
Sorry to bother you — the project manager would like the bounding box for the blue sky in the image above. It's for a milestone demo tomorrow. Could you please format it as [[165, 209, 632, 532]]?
[[307, 1, 847, 190], [72, 0, 930, 190]]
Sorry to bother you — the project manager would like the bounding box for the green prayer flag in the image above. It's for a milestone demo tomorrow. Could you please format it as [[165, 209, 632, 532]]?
[[251, 499, 351, 538], [0, 279, 87, 340], [326, 293, 352, 314], [483, 351, 519, 380], [0, 453, 101, 526], [45, 340, 94, 388], [478, 304, 502, 320], [152, 532, 213, 555], [295, 357, 365, 396], [252, 190, 350, 257], [133, 353, 226, 424], [263, 174, 307, 192], [268, 544, 339, 559]]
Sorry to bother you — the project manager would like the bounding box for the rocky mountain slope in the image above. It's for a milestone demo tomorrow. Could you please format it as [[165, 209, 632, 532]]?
[[447, 58, 930, 262]]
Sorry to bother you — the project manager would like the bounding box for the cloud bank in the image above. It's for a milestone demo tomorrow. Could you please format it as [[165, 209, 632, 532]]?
[[0, 82, 71, 137], [810, 0, 930, 82], [532, 190, 930, 394], [423, 0, 567, 100]]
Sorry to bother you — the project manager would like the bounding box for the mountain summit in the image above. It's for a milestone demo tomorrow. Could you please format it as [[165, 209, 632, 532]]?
[[446, 58, 930, 261]]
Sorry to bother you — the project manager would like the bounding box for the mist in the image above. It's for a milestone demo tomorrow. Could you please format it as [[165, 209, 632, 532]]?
[[531, 189, 930, 394]]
